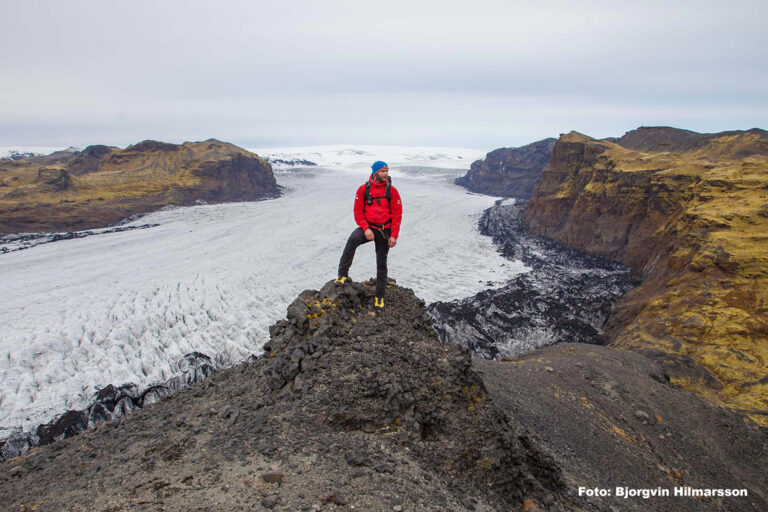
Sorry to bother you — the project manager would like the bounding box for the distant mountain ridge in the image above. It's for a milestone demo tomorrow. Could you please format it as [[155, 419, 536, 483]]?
[[456, 127, 768, 200], [609, 126, 768, 155], [455, 138, 557, 198], [0, 139, 279, 233]]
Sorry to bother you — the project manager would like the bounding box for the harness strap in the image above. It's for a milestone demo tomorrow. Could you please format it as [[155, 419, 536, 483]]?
[[365, 177, 392, 206], [364, 178, 393, 243]]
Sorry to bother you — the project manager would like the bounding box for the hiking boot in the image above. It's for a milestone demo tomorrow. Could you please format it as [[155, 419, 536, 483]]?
[[374, 297, 384, 308], [334, 276, 349, 285]]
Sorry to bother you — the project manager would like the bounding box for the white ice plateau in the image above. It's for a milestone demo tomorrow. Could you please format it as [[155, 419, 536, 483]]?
[[0, 145, 530, 438]]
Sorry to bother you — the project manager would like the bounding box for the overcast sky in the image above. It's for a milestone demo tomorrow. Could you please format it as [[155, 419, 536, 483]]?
[[2, 0, 767, 150]]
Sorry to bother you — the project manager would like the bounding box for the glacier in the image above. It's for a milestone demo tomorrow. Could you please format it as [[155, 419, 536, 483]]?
[[0, 145, 529, 439]]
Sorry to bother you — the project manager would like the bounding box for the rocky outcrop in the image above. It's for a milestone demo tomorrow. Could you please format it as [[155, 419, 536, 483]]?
[[67, 145, 116, 176], [456, 138, 556, 198], [523, 128, 768, 425], [32, 168, 74, 190], [259, 280, 571, 509], [0, 139, 280, 233]]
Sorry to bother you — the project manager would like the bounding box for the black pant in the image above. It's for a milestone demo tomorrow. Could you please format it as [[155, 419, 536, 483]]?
[[338, 227, 390, 297]]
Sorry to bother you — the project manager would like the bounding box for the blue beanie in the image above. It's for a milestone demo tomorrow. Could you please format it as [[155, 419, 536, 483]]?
[[371, 161, 389, 176]]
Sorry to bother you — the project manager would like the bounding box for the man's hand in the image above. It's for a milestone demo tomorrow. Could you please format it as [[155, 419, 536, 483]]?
[[364, 228, 374, 241], [388, 236, 397, 248]]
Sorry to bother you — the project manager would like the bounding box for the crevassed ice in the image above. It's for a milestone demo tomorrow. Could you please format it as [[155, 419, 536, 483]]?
[[0, 148, 528, 435]]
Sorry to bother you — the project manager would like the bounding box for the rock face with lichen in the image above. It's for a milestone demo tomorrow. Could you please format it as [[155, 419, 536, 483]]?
[[523, 127, 768, 425], [456, 138, 556, 198], [0, 139, 279, 233]]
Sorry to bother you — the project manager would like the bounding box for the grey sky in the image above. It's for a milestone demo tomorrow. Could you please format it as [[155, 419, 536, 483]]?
[[2, 0, 767, 150]]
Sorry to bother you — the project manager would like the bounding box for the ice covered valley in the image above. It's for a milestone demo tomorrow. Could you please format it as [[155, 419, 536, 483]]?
[[1, 145, 535, 447]]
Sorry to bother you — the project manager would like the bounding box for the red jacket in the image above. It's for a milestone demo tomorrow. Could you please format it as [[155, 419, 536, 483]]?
[[353, 176, 402, 238]]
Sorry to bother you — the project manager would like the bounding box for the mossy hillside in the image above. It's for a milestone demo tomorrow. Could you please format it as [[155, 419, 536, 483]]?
[[0, 139, 279, 233], [524, 130, 768, 425]]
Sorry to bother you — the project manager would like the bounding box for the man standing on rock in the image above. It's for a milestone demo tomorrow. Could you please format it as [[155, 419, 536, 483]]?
[[335, 161, 402, 309]]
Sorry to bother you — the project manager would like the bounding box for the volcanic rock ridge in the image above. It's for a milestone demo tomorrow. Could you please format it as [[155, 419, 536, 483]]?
[[3, 280, 766, 511], [0, 139, 280, 233], [0, 280, 593, 512]]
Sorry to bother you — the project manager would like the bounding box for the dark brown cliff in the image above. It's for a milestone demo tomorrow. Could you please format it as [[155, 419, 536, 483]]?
[[456, 138, 556, 198]]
